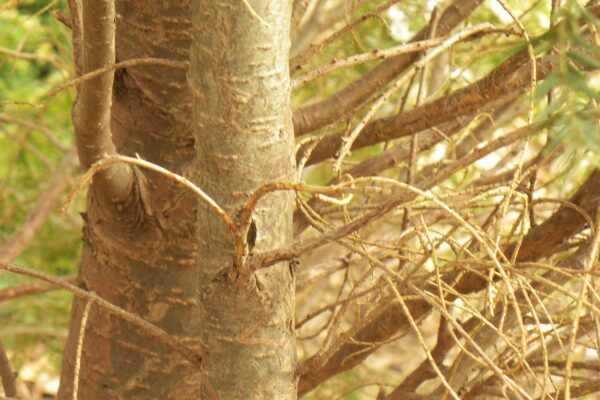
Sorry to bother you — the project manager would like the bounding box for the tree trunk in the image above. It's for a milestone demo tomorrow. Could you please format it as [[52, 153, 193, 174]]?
[[57, 0, 295, 399], [191, 0, 296, 398]]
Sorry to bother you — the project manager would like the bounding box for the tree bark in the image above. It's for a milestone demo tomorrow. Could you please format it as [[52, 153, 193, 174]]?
[[57, 1, 206, 398], [191, 0, 296, 398], [58, 0, 296, 399]]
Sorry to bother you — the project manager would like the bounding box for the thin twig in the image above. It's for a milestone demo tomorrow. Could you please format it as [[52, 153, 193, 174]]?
[[61, 154, 239, 246], [292, 26, 512, 89], [72, 299, 92, 400], [332, 24, 516, 172], [0, 275, 78, 302], [290, 0, 403, 71], [46, 57, 187, 98], [0, 149, 78, 263], [0, 261, 204, 367]]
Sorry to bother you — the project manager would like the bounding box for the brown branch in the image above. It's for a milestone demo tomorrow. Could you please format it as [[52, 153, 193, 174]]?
[[264, 121, 544, 270], [293, 92, 521, 235], [301, 48, 556, 166], [330, 23, 514, 173], [291, 0, 311, 36], [52, 9, 72, 29], [0, 46, 51, 61], [299, 2, 600, 161], [508, 169, 600, 262], [0, 114, 70, 153], [296, 166, 600, 396], [67, 0, 82, 75], [45, 58, 187, 99], [0, 149, 78, 263], [0, 338, 16, 398], [292, 0, 485, 136], [291, 0, 350, 57], [292, 26, 512, 89], [0, 261, 204, 368], [291, 0, 401, 69], [552, 378, 600, 399], [528, 359, 600, 372], [439, 242, 592, 395], [71, 0, 135, 209], [0, 275, 78, 302], [386, 317, 477, 399]]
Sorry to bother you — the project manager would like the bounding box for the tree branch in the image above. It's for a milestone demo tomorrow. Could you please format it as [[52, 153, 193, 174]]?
[[299, 2, 600, 163], [291, 0, 350, 57], [0, 275, 78, 302], [296, 167, 600, 395], [0, 261, 204, 368], [292, 0, 485, 136], [0, 338, 16, 399], [293, 93, 520, 235], [0, 149, 78, 263], [265, 121, 544, 271], [71, 0, 135, 209], [301, 49, 556, 165]]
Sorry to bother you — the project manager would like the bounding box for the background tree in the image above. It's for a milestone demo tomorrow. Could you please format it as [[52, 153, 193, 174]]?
[[1, 0, 600, 399]]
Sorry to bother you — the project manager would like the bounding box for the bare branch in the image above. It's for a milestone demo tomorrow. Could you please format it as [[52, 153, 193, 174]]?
[[71, 0, 135, 209], [61, 155, 240, 248], [292, 93, 522, 235], [0, 275, 78, 302], [296, 164, 600, 395], [291, 0, 401, 71], [0, 261, 204, 368], [330, 23, 515, 172], [292, 0, 485, 136], [301, 49, 557, 166], [291, 0, 351, 57], [267, 122, 544, 270], [52, 9, 72, 29], [292, 26, 512, 90], [46, 58, 187, 99], [67, 0, 83, 75]]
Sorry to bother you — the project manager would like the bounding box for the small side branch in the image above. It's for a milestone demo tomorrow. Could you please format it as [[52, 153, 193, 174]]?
[[0, 275, 78, 302], [71, 0, 135, 208], [292, 0, 484, 136], [62, 155, 239, 242], [0, 338, 17, 398]]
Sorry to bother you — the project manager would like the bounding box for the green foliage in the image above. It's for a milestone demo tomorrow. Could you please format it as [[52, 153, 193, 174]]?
[[1, 0, 79, 378]]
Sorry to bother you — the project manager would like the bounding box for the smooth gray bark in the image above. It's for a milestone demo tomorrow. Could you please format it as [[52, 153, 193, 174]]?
[[191, 1, 296, 398]]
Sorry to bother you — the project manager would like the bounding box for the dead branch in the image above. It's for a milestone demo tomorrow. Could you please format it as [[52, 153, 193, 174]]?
[[301, 49, 556, 166], [296, 166, 600, 396], [292, 0, 485, 136]]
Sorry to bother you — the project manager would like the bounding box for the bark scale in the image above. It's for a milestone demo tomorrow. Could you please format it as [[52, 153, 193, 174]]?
[[191, 1, 297, 398]]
